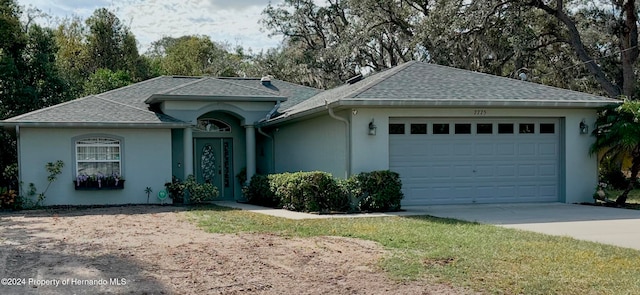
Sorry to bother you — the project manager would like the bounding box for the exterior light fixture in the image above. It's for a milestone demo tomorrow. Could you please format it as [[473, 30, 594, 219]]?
[[580, 119, 589, 134], [368, 119, 377, 136]]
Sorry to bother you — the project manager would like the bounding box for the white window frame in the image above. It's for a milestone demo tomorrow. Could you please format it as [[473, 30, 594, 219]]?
[[74, 136, 122, 177]]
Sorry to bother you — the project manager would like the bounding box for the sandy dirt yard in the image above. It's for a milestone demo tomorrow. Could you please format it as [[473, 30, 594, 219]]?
[[0, 206, 468, 294]]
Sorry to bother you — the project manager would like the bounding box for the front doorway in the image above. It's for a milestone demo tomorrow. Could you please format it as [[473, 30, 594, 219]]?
[[194, 138, 234, 200]]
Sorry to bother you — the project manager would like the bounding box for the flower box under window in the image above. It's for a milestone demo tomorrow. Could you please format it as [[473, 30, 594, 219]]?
[[74, 178, 125, 190]]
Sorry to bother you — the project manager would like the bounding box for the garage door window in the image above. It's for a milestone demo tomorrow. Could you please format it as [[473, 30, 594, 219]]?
[[433, 124, 450, 134], [455, 124, 472, 134], [389, 123, 405, 134], [498, 123, 514, 134], [519, 123, 535, 134], [410, 124, 427, 134], [477, 123, 493, 134], [540, 123, 555, 134]]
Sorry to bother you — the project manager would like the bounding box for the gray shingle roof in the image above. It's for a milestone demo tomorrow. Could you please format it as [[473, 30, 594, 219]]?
[[279, 61, 620, 120], [1, 75, 321, 127], [159, 77, 283, 98], [218, 78, 322, 110], [98, 76, 200, 110], [0, 62, 619, 127], [3, 96, 184, 126]]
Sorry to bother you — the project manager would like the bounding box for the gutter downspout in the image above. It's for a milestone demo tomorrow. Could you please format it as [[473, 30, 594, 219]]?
[[257, 101, 281, 175], [325, 100, 351, 178], [15, 125, 22, 190]]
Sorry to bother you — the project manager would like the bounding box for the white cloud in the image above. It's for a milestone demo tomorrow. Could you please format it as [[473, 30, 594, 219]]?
[[18, 0, 283, 53]]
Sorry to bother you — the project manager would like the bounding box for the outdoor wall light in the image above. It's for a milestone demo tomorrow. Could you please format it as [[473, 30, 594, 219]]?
[[368, 119, 377, 136], [580, 119, 589, 135]]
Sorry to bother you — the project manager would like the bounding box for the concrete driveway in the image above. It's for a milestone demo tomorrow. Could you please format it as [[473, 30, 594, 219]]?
[[414, 203, 640, 250]]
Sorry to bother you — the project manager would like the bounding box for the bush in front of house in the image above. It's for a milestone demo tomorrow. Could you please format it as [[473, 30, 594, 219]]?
[[243, 174, 278, 207], [184, 175, 219, 203], [244, 170, 402, 213], [269, 171, 347, 212], [346, 170, 403, 212]]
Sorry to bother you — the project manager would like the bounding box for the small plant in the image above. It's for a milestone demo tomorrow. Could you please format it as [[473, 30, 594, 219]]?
[[2, 163, 18, 190], [145, 187, 153, 203], [165, 176, 185, 203], [28, 160, 64, 206], [594, 182, 609, 201], [236, 167, 247, 186], [0, 187, 19, 209]]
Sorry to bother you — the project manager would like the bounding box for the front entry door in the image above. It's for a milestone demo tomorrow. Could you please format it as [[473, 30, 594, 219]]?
[[194, 138, 234, 200]]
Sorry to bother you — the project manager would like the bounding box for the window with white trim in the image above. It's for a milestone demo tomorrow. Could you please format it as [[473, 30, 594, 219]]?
[[76, 137, 121, 177]]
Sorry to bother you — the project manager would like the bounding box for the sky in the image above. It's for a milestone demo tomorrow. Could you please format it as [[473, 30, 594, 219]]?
[[17, 0, 286, 54]]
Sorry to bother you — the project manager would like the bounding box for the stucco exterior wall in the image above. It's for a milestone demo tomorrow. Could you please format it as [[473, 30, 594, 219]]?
[[18, 128, 172, 205], [273, 113, 347, 178], [349, 107, 599, 204]]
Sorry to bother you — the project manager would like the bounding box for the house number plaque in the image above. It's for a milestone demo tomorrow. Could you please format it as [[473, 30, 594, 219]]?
[[473, 110, 487, 116]]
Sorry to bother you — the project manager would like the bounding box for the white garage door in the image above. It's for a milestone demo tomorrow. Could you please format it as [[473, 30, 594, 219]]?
[[389, 118, 561, 205]]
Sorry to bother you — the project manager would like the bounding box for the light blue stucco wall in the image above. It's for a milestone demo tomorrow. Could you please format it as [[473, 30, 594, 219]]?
[[18, 128, 172, 205], [273, 113, 347, 178]]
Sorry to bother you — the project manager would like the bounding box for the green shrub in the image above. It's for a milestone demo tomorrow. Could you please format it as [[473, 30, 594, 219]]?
[[184, 175, 219, 204], [244, 170, 403, 213], [348, 170, 403, 212], [0, 187, 19, 209], [165, 176, 185, 203], [243, 174, 278, 207]]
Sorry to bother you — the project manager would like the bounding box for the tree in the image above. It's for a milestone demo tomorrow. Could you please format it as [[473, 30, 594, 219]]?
[[591, 100, 640, 205], [527, 0, 638, 99], [0, 0, 71, 187], [83, 68, 132, 95], [53, 16, 88, 98], [146, 35, 241, 77]]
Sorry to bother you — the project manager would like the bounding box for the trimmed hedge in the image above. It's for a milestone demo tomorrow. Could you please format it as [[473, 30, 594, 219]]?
[[244, 170, 403, 213], [243, 174, 277, 207], [346, 170, 403, 212]]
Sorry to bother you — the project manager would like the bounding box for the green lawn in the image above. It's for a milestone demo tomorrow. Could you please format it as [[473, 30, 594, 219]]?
[[186, 205, 640, 294]]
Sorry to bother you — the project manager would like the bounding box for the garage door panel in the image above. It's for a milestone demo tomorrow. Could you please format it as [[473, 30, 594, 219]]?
[[518, 165, 537, 177], [539, 165, 557, 176], [496, 165, 517, 177], [539, 143, 557, 155], [496, 143, 516, 155], [454, 144, 473, 155], [517, 143, 537, 155], [390, 118, 560, 205], [432, 143, 453, 156], [475, 143, 494, 155]]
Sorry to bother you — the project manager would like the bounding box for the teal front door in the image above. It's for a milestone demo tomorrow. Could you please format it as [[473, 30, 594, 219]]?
[[194, 138, 234, 200]]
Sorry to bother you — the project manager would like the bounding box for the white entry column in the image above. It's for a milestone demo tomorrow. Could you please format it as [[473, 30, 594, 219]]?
[[245, 125, 256, 183]]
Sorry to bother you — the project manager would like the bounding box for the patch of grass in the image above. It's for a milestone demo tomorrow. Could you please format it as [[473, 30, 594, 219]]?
[[185, 205, 640, 294], [601, 189, 640, 208]]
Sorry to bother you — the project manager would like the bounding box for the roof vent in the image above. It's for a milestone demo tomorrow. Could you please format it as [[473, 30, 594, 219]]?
[[261, 75, 272, 86], [346, 74, 363, 85], [518, 72, 527, 81]]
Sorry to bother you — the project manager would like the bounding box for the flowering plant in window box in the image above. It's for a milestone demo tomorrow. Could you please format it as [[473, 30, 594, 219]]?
[[74, 172, 125, 190]]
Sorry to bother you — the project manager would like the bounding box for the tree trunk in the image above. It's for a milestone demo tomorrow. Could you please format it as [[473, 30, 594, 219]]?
[[528, 0, 622, 98], [618, 149, 640, 205], [620, 1, 638, 98]]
